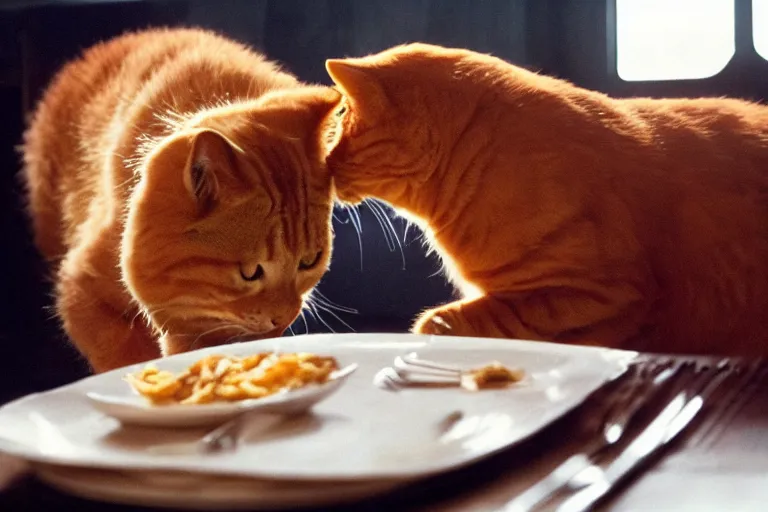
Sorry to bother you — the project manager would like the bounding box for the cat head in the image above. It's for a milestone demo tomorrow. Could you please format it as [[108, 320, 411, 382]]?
[[322, 43, 473, 205], [122, 86, 341, 355]]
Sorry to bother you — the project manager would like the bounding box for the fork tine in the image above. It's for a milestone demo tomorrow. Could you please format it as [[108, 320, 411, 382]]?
[[373, 368, 405, 391], [596, 360, 683, 448], [401, 352, 462, 374], [393, 371, 461, 388], [660, 358, 736, 445], [686, 358, 766, 449], [393, 358, 462, 382], [374, 366, 459, 391]]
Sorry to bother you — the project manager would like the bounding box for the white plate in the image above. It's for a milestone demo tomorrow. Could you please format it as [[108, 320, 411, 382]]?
[[86, 363, 358, 428], [0, 333, 636, 482], [35, 464, 403, 510]]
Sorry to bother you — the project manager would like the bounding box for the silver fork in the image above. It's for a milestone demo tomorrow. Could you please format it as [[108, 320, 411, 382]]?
[[684, 358, 767, 449], [502, 358, 683, 512], [373, 353, 473, 390], [555, 358, 745, 512]]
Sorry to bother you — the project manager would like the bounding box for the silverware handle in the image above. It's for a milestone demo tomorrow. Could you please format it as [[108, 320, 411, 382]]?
[[555, 395, 696, 512], [501, 454, 593, 512], [199, 415, 246, 453], [605, 364, 679, 437], [557, 366, 725, 512]]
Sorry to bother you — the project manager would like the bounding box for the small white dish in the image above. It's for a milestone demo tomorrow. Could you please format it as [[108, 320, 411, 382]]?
[[86, 364, 358, 428]]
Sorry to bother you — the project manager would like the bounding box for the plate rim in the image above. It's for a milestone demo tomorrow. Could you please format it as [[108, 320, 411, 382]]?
[[34, 462, 405, 510]]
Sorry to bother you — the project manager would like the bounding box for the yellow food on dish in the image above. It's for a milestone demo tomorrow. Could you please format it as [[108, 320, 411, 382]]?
[[460, 362, 525, 391], [125, 353, 340, 405]]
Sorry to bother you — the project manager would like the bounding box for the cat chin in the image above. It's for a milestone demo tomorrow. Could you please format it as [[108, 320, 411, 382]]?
[[159, 327, 286, 356], [330, 181, 365, 205], [332, 194, 364, 206]]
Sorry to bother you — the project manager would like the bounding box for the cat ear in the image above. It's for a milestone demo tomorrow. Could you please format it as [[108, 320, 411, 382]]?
[[184, 129, 237, 215], [325, 59, 387, 116]]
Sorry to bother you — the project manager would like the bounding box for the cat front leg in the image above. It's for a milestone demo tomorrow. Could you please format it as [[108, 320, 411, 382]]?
[[56, 264, 161, 373], [412, 289, 647, 349], [413, 295, 525, 338]]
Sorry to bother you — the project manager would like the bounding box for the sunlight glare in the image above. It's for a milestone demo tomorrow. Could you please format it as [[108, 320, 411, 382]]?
[[616, 0, 735, 81], [754, 0, 768, 60]]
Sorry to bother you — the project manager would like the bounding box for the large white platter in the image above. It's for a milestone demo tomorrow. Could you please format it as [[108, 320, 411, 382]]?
[[0, 333, 636, 482], [33, 464, 402, 510]]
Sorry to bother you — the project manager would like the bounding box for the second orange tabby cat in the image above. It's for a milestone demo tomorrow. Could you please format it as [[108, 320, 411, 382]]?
[[320, 43, 768, 356]]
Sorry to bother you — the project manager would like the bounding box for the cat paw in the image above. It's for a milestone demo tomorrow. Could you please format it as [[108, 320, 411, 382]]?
[[412, 309, 457, 336]]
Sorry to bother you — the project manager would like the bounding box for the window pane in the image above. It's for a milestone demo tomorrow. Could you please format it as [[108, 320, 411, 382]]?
[[616, 0, 735, 81], [755, 0, 768, 60]]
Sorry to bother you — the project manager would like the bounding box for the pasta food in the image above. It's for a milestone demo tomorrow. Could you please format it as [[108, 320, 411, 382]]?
[[125, 352, 340, 405]]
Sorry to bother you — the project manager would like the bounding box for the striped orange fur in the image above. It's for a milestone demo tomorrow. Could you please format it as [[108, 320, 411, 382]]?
[[21, 28, 340, 372], [322, 43, 768, 356]]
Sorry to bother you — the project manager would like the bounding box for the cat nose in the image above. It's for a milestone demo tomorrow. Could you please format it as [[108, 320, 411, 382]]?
[[269, 308, 301, 334], [272, 320, 290, 335], [269, 300, 301, 325], [268, 318, 291, 334]]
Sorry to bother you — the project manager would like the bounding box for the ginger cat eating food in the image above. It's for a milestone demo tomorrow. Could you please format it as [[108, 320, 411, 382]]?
[[321, 43, 768, 356], [21, 28, 341, 372]]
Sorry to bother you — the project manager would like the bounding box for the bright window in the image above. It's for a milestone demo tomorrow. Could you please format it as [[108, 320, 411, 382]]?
[[755, 0, 768, 60], [616, 0, 735, 81]]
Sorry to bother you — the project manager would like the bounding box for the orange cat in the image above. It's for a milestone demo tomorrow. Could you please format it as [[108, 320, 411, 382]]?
[[321, 43, 768, 356], [21, 28, 340, 372]]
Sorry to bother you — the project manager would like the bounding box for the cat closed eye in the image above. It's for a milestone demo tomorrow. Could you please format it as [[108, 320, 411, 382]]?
[[240, 263, 264, 282], [299, 251, 323, 271]]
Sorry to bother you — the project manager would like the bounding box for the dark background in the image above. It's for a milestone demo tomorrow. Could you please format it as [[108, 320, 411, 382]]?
[[0, 0, 766, 405]]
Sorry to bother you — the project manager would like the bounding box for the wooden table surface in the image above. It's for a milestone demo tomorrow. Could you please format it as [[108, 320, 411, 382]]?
[[1, 361, 766, 512]]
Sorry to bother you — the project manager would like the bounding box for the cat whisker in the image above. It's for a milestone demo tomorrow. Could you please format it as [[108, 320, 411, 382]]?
[[402, 219, 411, 245], [116, 305, 136, 328], [154, 313, 178, 338], [299, 309, 310, 335], [303, 303, 317, 323], [311, 298, 357, 315], [307, 302, 336, 334], [113, 175, 137, 192], [43, 304, 59, 321], [304, 293, 356, 333], [428, 267, 445, 279], [189, 323, 244, 351], [312, 302, 356, 333], [310, 289, 358, 314], [348, 203, 363, 234], [128, 309, 143, 329], [342, 203, 364, 271], [219, 328, 253, 346], [367, 199, 406, 270], [128, 308, 148, 329], [400, 216, 424, 247], [146, 307, 169, 327], [130, 306, 169, 330], [366, 200, 395, 249]]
